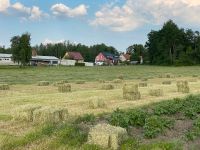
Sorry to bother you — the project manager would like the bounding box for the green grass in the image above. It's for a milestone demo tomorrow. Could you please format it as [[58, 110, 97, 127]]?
[[1, 65, 200, 84]]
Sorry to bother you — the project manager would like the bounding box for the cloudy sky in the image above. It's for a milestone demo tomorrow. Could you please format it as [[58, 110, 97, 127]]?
[[0, 0, 200, 51]]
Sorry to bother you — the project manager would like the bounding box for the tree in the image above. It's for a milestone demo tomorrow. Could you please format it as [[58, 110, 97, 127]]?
[[10, 33, 32, 66]]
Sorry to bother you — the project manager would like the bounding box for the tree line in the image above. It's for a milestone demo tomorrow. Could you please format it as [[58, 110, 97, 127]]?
[[1, 20, 200, 66]]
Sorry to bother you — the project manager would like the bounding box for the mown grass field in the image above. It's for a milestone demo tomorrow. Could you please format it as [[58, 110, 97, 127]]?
[[1, 65, 200, 150]]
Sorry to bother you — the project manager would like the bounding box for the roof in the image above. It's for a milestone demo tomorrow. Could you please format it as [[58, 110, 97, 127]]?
[[101, 52, 119, 60], [0, 53, 12, 58], [31, 55, 59, 61], [63, 52, 84, 60]]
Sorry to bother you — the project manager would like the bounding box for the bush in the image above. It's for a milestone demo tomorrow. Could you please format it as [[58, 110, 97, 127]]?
[[185, 117, 200, 141], [75, 62, 85, 66], [144, 116, 174, 138], [128, 109, 147, 127]]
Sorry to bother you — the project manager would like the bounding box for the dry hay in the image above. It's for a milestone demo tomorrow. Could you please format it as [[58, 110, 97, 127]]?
[[149, 89, 163, 97], [13, 105, 41, 122], [75, 80, 85, 84], [159, 73, 175, 78], [188, 79, 198, 82], [117, 75, 124, 80], [0, 84, 9, 90], [33, 107, 68, 123], [162, 81, 172, 85], [58, 84, 71, 93], [101, 84, 114, 90], [53, 80, 69, 86], [37, 81, 50, 86], [113, 79, 123, 84], [88, 96, 106, 109], [99, 79, 105, 83], [139, 82, 148, 87], [123, 84, 141, 100], [88, 123, 127, 150], [177, 81, 190, 93]]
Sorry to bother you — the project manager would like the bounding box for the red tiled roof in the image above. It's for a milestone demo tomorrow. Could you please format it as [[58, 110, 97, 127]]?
[[64, 52, 84, 60]]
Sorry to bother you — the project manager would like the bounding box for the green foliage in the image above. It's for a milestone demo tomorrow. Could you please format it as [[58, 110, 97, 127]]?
[[0, 114, 12, 121], [144, 116, 174, 138], [139, 141, 182, 150], [82, 144, 103, 150], [56, 124, 87, 147], [128, 109, 147, 127], [75, 114, 96, 124], [185, 117, 200, 141], [120, 138, 139, 150], [10, 33, 32, 66]]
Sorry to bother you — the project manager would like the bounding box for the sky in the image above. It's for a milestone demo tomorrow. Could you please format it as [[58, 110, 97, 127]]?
[[0, 0, 200, 51]]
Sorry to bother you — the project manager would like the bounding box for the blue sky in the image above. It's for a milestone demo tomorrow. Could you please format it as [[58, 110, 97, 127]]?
[[0, 0, 200, 51]]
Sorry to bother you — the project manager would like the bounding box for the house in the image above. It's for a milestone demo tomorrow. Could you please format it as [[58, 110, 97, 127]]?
[[63, 52, 84, 62], [119, 54, 131, 62], [0, 53, 16, 65], [95, 52, 119, 65], [30, 56, 59, 66]]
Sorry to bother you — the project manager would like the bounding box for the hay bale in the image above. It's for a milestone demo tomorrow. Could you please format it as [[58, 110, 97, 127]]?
[[177, 81, 190, 93], [0, 84, 9, 90], [88, 97, 106, 109], [53, 80, 69, 86], [117, 75, 124, 80], [99, 80, 105, 83], [33, 107, 68, 123], [149, 89, 163, 97], [13, 105, 41, 122], [88, 123, 127, 150], [38, 81, 50, 86], [101, 84, 114, 90], [75, 80, 85, 84], [123, 84, 141, 100], [165, 73, 174, 78], [113, 79, 123, 84], [162, 81, 172, 85], [139, 82, 148, 87], [58, 84, 71, 93]]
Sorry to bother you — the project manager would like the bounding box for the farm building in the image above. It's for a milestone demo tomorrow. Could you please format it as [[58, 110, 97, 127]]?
[[119, 54, 131, 62], [30, 56, 59, 66], [63, 52, 84, 62], [0, 53, 17, 65], [95, 52, 119, 65]]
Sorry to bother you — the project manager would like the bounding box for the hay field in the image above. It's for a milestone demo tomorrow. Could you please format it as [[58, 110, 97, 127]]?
[[0, 66, 200, 149]]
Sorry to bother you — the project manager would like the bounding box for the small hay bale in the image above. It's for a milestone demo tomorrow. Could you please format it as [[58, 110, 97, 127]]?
[[58, 84, 71, 93], [0, 84, 9, 90], [117, 75, 124, 80], [53, 80, 69, 86], [113, 79, 123, 84], [149, 89, 163, 97], [162, 81, 172, 85], [165, 73, 175, 78], [123, 84, 141, 100], [177, 81, 190, 93], [38, 81, 50, 86], [75, 80, 85, 84], [101, 84, 114, 90], [33, 107, 68, 123], [141, 78, 148, 81], [88, 123, 127, 150], [88, 97, 106, 109], [99, 80, 105, 83], [13, 105, 41, 122], [139, 82, 148, 87]]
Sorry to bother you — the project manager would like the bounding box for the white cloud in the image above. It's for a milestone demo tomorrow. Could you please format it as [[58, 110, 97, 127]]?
[[0, 0, 10, 12], [29, 6, 49, 21], [51, 3, 88, 18], [43, 39, 65, 45], [91, 0, 200, 32], [12, 2, 30, 14]]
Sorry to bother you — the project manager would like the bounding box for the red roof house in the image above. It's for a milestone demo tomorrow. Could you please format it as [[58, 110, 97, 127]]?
[[63, 52, 84, 62]]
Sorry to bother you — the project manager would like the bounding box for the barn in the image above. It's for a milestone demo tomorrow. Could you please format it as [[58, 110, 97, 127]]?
[[0, 53, 16, 65]]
